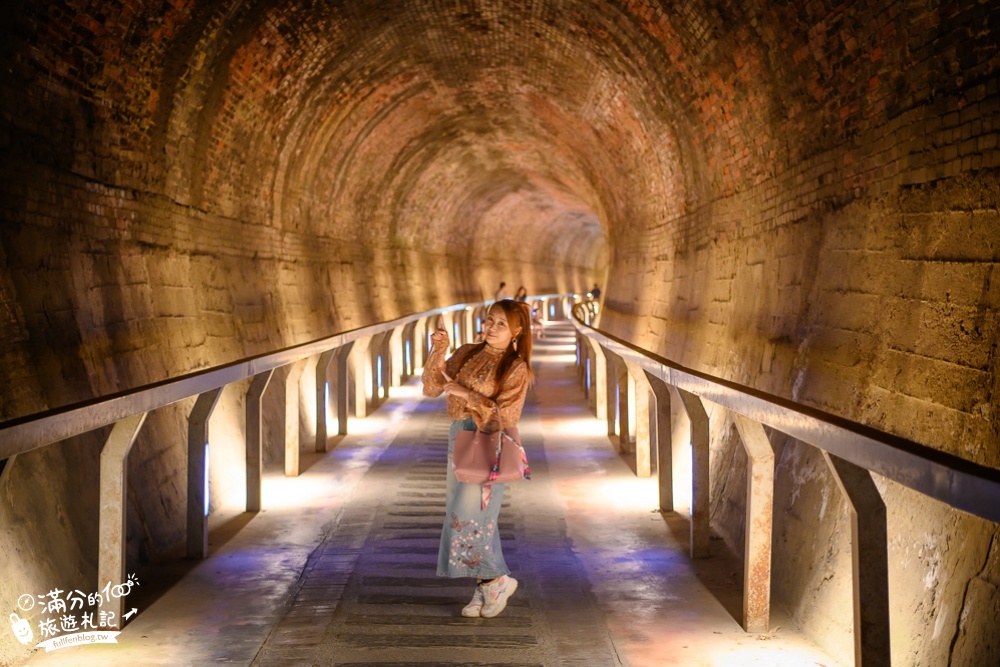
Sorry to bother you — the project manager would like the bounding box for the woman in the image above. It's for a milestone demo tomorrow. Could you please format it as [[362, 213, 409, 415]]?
[[421, 299, 534, 618], [514, 286, 528, 302]]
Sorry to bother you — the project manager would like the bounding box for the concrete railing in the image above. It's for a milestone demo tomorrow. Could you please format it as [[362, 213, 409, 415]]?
[[0, 292, 581, 623], [570, 301, 1000, 666]]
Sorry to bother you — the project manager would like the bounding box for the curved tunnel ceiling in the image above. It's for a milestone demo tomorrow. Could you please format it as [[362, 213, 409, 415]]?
[[11, 0, 740, 273], [6, 0, 933, 283]]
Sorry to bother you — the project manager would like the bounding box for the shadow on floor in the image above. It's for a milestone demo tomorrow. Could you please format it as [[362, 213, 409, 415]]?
[[659, 509, 745, 628], [615, 444, 746, 628], [126, 511, 259, 617]]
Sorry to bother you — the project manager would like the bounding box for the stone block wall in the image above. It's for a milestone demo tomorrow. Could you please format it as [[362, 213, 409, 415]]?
[[596, 2, 1000, 663], [0, 6, 598, 665], [1, 0, 997, 665]]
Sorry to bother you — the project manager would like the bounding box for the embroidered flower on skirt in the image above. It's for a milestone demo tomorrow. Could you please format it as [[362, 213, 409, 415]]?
[[448, 513, 500, 572]]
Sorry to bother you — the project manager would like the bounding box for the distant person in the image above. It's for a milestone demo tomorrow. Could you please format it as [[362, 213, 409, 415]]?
[[422, 300, 534, 619], [514, 286, 528, 302], [590, 284, 601, 299], [494, 282, 509, 301]]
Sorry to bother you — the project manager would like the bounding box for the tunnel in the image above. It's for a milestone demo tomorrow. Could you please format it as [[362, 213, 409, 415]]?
[[1, 1, 999, 665]]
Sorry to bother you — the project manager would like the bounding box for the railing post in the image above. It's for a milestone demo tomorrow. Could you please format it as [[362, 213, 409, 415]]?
[[412, 318, 427, 371], [582, 337, 607, 420], [389, 326, 405, 386], [284, 363, 305, 476], [350, 337, 372, 418], [472, 306, 486, 340], [400, 322, 416, 377], [608, 354, 630, 451], [677, 389, 710, 558], [368, 333, 383, 411], [824, 452, 892, 667], [380, 331, 392, 398], [626, 361, 652, 477], [464, 306, 475, 344], [99, 412, 146, 625], [315, 350, 336, 453], [576, 332, 584, 384], [644, 372, 674, 511], [442, 312, 457, 348], [246, 370, 274, 512], [733, 414, 775, 633], [188, 388, 222, 559], [626, 370, 637, 452], [335, 341, 355, 434], [604, 350, 619, 439]]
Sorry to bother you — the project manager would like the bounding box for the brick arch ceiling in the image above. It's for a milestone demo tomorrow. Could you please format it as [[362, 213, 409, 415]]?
[[7, 0, 925, 277], [13, 0, 732, 271]]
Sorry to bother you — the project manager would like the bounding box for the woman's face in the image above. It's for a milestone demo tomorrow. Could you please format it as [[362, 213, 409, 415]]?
[[483, 306, 517, 349]]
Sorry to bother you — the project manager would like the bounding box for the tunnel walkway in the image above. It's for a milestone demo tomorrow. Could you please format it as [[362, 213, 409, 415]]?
[[23, 324, 844, 667]]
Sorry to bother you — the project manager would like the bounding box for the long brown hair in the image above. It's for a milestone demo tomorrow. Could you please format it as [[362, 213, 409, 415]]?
[[456, 300, 535, 397], [490, 299, 534, 390]]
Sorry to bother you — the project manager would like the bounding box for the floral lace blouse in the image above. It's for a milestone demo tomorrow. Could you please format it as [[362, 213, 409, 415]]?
[[421, 341, 529, 432]]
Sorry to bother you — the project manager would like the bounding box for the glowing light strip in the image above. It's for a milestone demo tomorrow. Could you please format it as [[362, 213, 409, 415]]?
[[203, 443, 210, 517]]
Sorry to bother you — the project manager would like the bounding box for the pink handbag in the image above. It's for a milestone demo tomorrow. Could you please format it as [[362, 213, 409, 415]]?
[[452, 410, 531, 484]]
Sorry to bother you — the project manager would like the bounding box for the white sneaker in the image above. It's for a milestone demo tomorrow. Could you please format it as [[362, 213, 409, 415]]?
[[461, 585, 485, 617], [480, 576, 518, 618]]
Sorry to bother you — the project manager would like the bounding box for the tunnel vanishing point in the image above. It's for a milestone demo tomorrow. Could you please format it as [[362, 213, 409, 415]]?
[[1, 1, 999, 666]]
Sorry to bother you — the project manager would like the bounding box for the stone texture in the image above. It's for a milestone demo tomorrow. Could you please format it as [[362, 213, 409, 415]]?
[[0, 1, 998, 666]]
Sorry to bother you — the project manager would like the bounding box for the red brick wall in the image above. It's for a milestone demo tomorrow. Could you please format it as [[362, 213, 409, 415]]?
[[0, 1, 996, 665]]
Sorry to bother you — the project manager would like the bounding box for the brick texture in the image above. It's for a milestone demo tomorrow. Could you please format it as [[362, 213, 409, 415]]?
[[0, 1, 997, 666]]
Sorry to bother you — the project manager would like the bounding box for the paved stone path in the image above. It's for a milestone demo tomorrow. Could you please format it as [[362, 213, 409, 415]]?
[[23, 323, 845, 667], [250, 340, 620, 666]]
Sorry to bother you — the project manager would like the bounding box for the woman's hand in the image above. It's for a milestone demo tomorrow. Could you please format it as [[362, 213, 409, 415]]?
[[441, 371, 471, 401], [429, 326, 449, 348]]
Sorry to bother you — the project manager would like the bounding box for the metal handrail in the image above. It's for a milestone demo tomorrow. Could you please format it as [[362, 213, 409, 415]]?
[[0, 294, 574, 460], [570, 303, 1000, 524]]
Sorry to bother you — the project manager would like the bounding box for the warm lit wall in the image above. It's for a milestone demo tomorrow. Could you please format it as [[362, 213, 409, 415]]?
[[595, 3, 1000, 664], [0, 1, 997, 665]]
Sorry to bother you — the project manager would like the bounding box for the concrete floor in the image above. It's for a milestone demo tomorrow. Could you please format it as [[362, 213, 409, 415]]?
[[21, 323, 847, 667]]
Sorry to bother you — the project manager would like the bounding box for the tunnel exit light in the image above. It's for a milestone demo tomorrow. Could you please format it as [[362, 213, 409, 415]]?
[[404, 340, 411, 371], [203, 443, 210, 517], [377, 356, 383, 392], [453, 322, 459, 344], [325, 381, 330, 411], [549, 303, 555, 317]]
